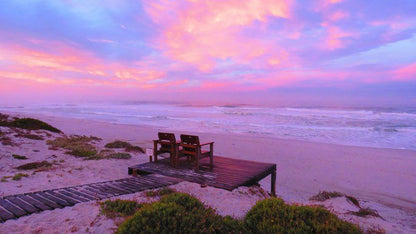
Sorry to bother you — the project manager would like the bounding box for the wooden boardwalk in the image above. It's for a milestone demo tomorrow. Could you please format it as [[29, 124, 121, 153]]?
[[0, 174, 182, 223], [128, 156, 276, 195]]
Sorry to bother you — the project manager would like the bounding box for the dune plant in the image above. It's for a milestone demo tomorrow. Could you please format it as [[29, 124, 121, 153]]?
[[12, 154, 28, 160], [15, 161, 52, 170], [105, 140, 144, 153], [310, 191, 344, 201], [12, 173, 29, 181], [145, 188, 176, 197], [245, 198, 361, 233], [117, 193, 240, 234], [101, 199, 144, 218], [10, 118, 61, 133], [47, 135, 98, 157]]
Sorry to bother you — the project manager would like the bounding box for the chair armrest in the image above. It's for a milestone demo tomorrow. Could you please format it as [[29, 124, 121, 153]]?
[[200, 142, 214, 146]]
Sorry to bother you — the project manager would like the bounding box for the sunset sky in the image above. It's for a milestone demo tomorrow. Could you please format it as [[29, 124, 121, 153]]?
[[1, 0, 415, 106]]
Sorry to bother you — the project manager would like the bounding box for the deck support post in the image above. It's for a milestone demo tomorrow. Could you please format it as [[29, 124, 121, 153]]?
[[271, 169, 276, 197]]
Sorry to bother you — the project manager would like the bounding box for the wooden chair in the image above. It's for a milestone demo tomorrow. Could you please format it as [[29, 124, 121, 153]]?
[[153, 132, 179, 166], [179, 134, 214, 170]]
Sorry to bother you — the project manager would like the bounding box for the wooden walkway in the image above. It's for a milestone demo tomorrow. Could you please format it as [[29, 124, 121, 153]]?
[[128, 156, 276, 195], [0, 174, 181, 223]]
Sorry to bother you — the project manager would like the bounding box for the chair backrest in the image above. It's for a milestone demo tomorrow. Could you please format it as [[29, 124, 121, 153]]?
[[158, 132, 176, 143], [180, 134, 200, 145], [180, 134, 200, 155], [158, 132, 176, 152]]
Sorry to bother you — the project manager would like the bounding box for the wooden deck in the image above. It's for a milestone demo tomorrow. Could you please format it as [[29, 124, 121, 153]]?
[[128, 155, 276, 195], [0, 174, 181, 223]]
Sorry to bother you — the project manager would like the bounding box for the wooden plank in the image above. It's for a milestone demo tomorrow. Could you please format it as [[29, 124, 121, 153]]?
[[0, 198, 27, 217], [45, 191, 79, 205], [4, 196, 39, 214], [27, 193, 62, 209], [0, 206, 15, 221], [38, 191, 72, 207], [15, 194, 52, 211], [107, 183, 136, 193], [58, 190, 90, 202], [88, 184, 120, 196], [102, 183, 134, 194], [68, 188, 100, 200], [81, 186, 111, 199]]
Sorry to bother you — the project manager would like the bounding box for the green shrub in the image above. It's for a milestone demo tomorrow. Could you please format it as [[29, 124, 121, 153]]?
[[10, 118, 61, 133], [159, 192, 205, 211], [47, 135, 98, 157], [310, 191, 344, 201], [15, 161, 52, 170], [12, 154, 28, 160], [105, 140, 132, 148], [101, 199, 144, 218], [105, 140, 145, 153], [117, 193, 242, 234], [12, 173, 29, 181], [244, 198, 361, 234], [351, 208, 381, 218], [145, 187, 176, 197]]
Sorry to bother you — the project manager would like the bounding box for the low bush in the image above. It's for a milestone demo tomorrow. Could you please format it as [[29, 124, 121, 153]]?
[[310, 191, 344, 201], [10, 118, 61, 133], [105, 140, 144, 153], [14, 133, 44, 140], [245, 198, 361, 233], [351, 208, 381, 218], [47, 135, 98, 157], [117, 193, 243, 234], [12, 154, 28, 160], [105, 140, 131, 148], [15, 161, 52, 170], [145, 187, 176, 197], [101, 199, 144, 218], [12, 173, 29, 181]]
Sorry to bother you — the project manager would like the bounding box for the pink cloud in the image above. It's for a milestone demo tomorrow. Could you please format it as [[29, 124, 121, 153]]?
[[144, 0, 294, 71], [0, 40, 169, 89], [393, 63, 416, 81]]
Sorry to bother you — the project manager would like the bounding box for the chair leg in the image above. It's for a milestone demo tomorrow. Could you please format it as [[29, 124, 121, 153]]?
[[195, 153, 199, 170], [153, 141, 158, 162]]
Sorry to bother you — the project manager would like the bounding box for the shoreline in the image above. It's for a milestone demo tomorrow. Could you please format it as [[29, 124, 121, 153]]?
[[4, 110, 416, 153], [1, 111, 415, 232]]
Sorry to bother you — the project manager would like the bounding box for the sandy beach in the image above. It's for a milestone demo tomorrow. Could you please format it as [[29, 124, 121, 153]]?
[[1, 112, 415, 233]]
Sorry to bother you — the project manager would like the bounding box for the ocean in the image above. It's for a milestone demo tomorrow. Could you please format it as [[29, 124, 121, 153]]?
[[1, 102, 415, 151]]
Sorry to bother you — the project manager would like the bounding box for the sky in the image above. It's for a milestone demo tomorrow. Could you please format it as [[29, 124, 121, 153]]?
[[0, 0, 415, 107]]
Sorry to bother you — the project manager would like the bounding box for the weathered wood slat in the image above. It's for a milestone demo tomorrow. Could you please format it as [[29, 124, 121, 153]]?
[[129, 155, 276, 193], [0, 206, 15, 221], [15, 194, 52, 211], [37, 192, 73, 207], [58, 190, 90, 202], [65, 188, 96, 201], [0, 174, 181, 223], [27, 193, 62, 209], [0, 199, 27, 217], [4, 196, 39, 213]]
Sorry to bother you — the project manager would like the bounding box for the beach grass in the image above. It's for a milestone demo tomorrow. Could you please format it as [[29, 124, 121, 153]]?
[[47, 135, 99, 157], [12, 154, 28, 160], [105, 140, 144, 153], [15, 161, 52, 170]]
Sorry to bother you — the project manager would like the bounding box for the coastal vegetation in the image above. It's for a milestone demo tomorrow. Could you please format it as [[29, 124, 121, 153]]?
[[47, 135, 99, 157], [105, 140, 145, 153], [12, 154, 28, 160], [101, 192, 361, 234], [0, 114, 61, 133], [15, 160, 52, 170]]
